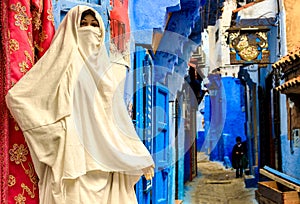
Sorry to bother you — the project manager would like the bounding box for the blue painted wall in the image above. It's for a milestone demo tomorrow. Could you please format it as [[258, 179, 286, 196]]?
[[281, 134, 300, 180], [202, 95, 210, 153], [176, 100, 185, 200], [133, 47, 152, 204], [204, 77, 247, 162], [221, 77, 246, 161], [184, 136, 191, 182], [177, 154, 185, 200], [263, 18, 300, 179], [129, 0, 180, 45], [128, 0, 207, 202], [154, 7, 202, 83], [278, 92, 300, 179], [197, 131, 205, 151]]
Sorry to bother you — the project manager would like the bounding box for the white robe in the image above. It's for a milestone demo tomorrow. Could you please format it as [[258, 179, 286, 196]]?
[[6, 5, 154, 203]]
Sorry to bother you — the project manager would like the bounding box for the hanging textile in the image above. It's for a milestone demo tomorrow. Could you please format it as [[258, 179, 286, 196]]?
[[3, 0, 55, 203], [0, 0, 10, 202]]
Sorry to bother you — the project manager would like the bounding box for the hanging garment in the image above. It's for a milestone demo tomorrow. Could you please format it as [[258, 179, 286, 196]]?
[[6, 5, 154, 204], [5, 0, 55, 202]]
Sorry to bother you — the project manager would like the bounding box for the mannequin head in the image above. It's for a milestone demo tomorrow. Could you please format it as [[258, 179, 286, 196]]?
[[80, 9, 99, 27]]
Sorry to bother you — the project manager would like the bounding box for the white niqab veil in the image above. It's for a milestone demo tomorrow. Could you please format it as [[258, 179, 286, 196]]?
[[78, 26, 102, 59]]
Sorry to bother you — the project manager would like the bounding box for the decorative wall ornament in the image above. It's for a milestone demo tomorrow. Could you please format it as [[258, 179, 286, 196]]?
[[227, 27, 270, 65]]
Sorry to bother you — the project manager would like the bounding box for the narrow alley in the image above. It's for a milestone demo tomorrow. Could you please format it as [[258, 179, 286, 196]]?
[[183, 153, 258, 204], [2, 0, 300, 203]]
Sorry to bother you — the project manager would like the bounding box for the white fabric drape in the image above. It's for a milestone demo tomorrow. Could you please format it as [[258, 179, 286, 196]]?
[[6, 5, 154, 203]]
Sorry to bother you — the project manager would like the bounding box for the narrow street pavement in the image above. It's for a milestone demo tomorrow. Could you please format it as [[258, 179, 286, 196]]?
[[183, 153, 258, 204]]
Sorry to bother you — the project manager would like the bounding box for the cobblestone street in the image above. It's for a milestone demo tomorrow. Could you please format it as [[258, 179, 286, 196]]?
[[183, 153, 258, 204]]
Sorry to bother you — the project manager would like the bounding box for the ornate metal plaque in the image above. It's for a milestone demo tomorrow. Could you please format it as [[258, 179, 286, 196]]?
[[227, 27, 270, 65]]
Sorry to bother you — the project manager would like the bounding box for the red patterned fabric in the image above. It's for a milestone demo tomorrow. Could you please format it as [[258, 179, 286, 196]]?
[[2, 0, 55, 203], [1, 0, 10, 203], [110, 0, 130, 52]]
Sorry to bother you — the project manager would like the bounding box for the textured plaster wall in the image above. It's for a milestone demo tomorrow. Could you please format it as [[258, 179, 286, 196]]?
[[204, 77, 246, 161], [110, 0, 129, 33], [279, 0, 300, 180], [217, 0, 237, 68], [221, 77, 246, 145], [129, 0, 180, 44], [281, 134, 300, 180], [238, 0, 277, 19], [207, 26, 217, 70], [281, 96, 300, 179], [284, 0, 300, 51], [154, 7, 202, 83]]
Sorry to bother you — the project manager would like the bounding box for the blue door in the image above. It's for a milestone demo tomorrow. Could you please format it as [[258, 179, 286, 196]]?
[[152, 84, 169, 204], [133, 47, 170, 204], [134, 46, 153, 204]]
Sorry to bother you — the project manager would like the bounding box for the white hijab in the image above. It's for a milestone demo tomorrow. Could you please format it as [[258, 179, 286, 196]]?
[[6, 5, 154, 176]]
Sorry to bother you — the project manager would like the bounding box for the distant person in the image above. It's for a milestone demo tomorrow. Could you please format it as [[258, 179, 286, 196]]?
[[232, 136, 247, 178]]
